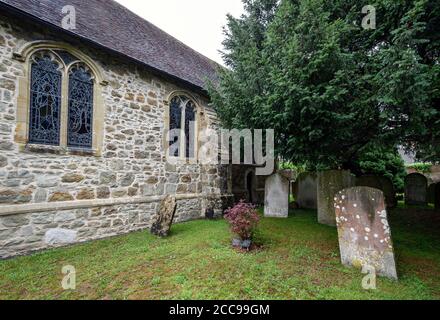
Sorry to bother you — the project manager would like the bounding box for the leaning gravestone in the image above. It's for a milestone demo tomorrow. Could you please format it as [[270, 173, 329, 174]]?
[[317, 170, 355, 226], [335, 187, 398, 280], [405, 173, 428, 206], [296, 172, 318, 209], [264, 173, 289, 218], [151, 195, 177, 237], [356, 175, 397, 208]]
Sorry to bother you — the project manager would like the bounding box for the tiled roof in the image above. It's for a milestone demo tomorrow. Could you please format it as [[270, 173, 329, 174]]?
[[0, 0, 220, 91]]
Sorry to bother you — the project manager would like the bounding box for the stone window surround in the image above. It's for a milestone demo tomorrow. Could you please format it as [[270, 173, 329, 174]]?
[[12, 41, 108, 157], [163, 90, 202, 164]]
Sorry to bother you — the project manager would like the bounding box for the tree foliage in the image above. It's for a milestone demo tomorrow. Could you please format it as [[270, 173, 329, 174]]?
[[208, 0, 440, 169]]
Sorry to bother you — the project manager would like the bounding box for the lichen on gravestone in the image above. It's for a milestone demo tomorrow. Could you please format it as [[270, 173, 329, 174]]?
[[334, 186, 398, 280]]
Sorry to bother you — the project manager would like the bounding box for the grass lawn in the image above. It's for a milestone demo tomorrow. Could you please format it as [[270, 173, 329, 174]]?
[[1, 207, 439, 300]]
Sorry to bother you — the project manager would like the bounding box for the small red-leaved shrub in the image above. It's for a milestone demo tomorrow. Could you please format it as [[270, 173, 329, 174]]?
[[224, 200, 260, 241]]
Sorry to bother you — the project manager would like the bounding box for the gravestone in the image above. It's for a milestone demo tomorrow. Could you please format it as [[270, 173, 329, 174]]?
[[317, 170, 355, 226], [436, 183, 440, 210], [427, 173, 440, 205], [427, 184, 436, 205], [356, 175, 397, 208], [264, 173, 289, 218], [335, 187, 398, 280], [296, 172, 318, 209], [405, 173, 428, 206], [151, 195, 177, 237]]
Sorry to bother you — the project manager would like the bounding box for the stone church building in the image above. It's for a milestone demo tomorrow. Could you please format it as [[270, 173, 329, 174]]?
[[0, 0, 246, 258]]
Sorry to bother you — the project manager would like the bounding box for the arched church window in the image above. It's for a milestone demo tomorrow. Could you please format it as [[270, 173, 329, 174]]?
[[26, 49, 97, 151], [67, 64, 94, 148], [29, 52, 62, 145]]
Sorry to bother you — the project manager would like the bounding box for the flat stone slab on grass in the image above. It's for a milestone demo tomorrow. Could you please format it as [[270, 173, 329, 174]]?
[[151, 195, 177, 237], [264, 173, 289, 218], [317, 170, 355, 226], [335, 187, 398, 280]]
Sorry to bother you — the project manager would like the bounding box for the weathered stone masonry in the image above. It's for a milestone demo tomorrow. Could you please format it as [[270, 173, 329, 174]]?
[[0, 13, 231, 259]]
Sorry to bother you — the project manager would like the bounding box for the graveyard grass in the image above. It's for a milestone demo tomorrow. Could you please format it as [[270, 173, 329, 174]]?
[[1, 206, 439, 300]]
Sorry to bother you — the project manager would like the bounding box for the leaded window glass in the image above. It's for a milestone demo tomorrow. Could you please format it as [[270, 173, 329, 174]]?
[[67, 65, 94, 148], [169, 96, 182, 157], [29, 54, 62, 145], [185, 101, 196, 158], [169, 95, 196, 159]]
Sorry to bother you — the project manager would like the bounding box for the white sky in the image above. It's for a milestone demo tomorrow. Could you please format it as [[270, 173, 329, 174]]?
[[114, 0, 244, 65]]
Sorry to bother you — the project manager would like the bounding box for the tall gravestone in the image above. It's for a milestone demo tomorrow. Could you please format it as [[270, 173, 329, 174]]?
[[296, 172, 318, 209], [317, 170, 355, 226], [405, 173, 428, 206], [435, 183, 440, 210], [356, 175, 397, 208], [335, 187, 398, 280], [264, 173, 289, 218], [427, 184, 436, 205]]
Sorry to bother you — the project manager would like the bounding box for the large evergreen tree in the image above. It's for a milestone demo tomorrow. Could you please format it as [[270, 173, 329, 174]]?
[[209, 0, 439, 169]]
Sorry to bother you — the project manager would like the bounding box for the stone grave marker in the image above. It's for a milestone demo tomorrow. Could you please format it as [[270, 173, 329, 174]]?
[[427, 173, 440, 205], [427, 184, 436, 205], [405, 173, 428, 206], [296, 172, 318, 209], [151, 195, 177, 237], [264, 173, 289, 218], [317, 170, 355, 226], [335, 187, 398, 280], [356, 175, 397, 208], [436, 183, 440, 210]]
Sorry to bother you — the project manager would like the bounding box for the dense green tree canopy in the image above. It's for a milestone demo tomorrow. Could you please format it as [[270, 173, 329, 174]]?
[[208, 0, 440, 169]]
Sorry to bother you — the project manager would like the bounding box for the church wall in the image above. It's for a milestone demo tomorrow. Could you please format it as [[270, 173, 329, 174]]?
[[0, 13, 232, 258]]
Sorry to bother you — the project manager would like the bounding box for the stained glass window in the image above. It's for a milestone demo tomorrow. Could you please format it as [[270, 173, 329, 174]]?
[[169, 96, 196, 158], [29, 54, 62, 145], [67, 65, 94, 148], [185, 101, 196, 158], [54, 50, 78, 66], [169, 96, 182, 157]]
